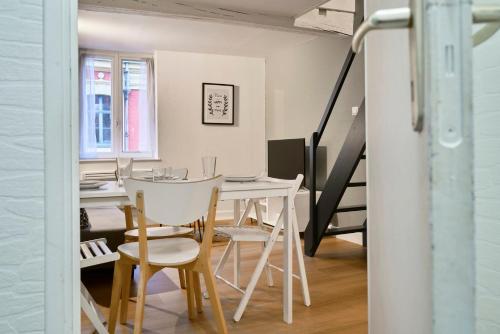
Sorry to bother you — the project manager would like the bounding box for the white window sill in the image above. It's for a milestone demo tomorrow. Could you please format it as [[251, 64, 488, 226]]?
[[80, 158, 162, 163]]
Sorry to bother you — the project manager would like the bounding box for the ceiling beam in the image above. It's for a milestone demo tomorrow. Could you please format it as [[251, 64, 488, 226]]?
[[79, 0, 334, 35], [294, 0, 357, 35]]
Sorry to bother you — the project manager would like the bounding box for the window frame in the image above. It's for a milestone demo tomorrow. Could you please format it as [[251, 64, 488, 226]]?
[[79, 49, 158, 160]]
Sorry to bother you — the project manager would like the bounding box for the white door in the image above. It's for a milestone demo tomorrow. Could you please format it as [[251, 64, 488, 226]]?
[[363, 0, 500, 333], [364, 0, 432, 332]]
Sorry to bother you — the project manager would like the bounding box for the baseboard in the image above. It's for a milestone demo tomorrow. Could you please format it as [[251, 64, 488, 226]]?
[[336, 232, 363, 245], [215, 209, 236, 221]]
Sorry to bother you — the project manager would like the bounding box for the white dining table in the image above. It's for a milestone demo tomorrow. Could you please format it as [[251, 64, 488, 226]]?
[[80, 179, 297, 324]]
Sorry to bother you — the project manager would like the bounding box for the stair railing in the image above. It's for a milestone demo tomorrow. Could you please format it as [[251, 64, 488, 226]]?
[[307, 48, 358, 254]]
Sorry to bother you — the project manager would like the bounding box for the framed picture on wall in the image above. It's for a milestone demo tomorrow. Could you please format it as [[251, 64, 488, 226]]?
[[202, 83, 234, 125]]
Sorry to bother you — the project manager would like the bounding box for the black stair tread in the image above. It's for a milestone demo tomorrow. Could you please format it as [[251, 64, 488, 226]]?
[[324, 225, 366, 236], [347, 182, 366, 187], [335, 205, 367, 212]]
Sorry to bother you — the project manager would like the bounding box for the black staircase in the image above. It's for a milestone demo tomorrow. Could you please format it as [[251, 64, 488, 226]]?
[[304, 48, 367, 257]]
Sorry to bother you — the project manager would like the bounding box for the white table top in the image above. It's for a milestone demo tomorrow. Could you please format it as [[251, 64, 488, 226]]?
[[80, 179, 292, 205], [221, 180, 291, 191], [80, 181, 126, 199]]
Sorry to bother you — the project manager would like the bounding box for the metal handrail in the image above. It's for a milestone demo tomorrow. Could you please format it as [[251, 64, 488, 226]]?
[[315, 48, 357, 144], [308, 46, 360, 247]]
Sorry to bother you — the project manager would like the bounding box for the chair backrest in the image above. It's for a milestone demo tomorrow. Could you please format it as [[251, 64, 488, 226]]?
[[257, 175, 303, 230], [124, 176, 223, 226], [260, 174, 304, 200], [80, 238, 119, 269]]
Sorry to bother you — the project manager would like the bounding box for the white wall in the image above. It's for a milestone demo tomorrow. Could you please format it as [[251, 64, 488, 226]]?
[[81, 50, 266, 217], [365, 0, 432, 333], [473, 8, 500, 332], [154, 51, 265, 179], [265, 34, 366, 241], [0, 1, 45, 332]]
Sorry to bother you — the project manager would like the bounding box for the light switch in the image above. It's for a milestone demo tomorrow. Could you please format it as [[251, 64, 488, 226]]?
[[352, 106, 359, 116]]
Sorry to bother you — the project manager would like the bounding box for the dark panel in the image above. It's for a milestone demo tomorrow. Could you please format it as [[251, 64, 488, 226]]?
[[267, 138, 305, 185]]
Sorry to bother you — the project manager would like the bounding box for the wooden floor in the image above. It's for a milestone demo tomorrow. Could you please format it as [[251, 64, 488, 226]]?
[[82, 237, 367, 334]]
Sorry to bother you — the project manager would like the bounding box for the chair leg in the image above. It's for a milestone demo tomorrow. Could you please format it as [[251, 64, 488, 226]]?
[[203, 264, 228, 334], [292, 214, 311, 306], [263, 241, 274, 287], [214, 239, 235, 277], [108, 261, 124, 334], [186, 269, 197, 320], [120, 263, 133, 324], [133, 266, 150, 334], [255, 201, 273, 287], [81, 289, 108, 334], [178, 268, 187, 289], [193, 271, 203, 313], [233, 221, 282, 322]]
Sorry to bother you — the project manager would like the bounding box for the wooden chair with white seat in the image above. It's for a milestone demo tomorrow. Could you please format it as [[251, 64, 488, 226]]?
[[123, 167, 192, 289], [214, 174, 311, 322], [108, 176, 227, 334], [123, 168, 190, 238]]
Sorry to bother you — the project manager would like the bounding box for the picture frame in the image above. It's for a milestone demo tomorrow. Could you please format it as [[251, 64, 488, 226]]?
[[202, 83, 235, 125]]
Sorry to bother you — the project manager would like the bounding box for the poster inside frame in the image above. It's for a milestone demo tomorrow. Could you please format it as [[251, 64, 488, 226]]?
[[202, 83, 234, 125]]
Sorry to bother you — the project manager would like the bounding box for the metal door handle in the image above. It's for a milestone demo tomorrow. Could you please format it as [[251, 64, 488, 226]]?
[[351, 6, 421, 131], [352, 8, 411, 53], [472, 6, 500, 47], [352, 6, 500, 52], [352, 5, 500, 132], [473, 6, 500, 23]]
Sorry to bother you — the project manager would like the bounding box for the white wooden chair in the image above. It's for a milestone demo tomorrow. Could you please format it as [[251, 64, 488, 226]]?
[[122, 168, 192, 290], [80, 238, 120, 334], [214, 175, 311, 322], [108, 176, 228, 334]]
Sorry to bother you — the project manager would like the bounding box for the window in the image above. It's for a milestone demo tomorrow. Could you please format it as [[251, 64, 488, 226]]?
[[79, 51, 156, 159]]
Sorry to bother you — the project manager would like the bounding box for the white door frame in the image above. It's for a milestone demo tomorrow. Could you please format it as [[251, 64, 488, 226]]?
[[425, 3, 475, 333], [44, 0, 80, 332]]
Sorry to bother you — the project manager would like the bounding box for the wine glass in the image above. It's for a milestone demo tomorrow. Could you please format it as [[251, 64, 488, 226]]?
[[116, 157, 133, 187], [152, 167, 166, 182], [202, 156, 217, 178]]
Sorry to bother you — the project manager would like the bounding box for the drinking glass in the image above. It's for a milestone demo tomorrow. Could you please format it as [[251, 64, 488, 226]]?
[[152, 167, 166, 182], [116, 157, 133, 187], [163, 166, 172, 179], [202, 156, 217, 178]]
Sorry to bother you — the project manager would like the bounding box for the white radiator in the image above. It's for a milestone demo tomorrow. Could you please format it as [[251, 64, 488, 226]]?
[[80, 169, 152, 181], [80, 170, 116, 181]]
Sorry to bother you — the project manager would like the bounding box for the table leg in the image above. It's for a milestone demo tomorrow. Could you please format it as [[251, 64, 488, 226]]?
[[283, 194, 293, 324], [293, 210, 311, 306], [234, 199, 241, 288]]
